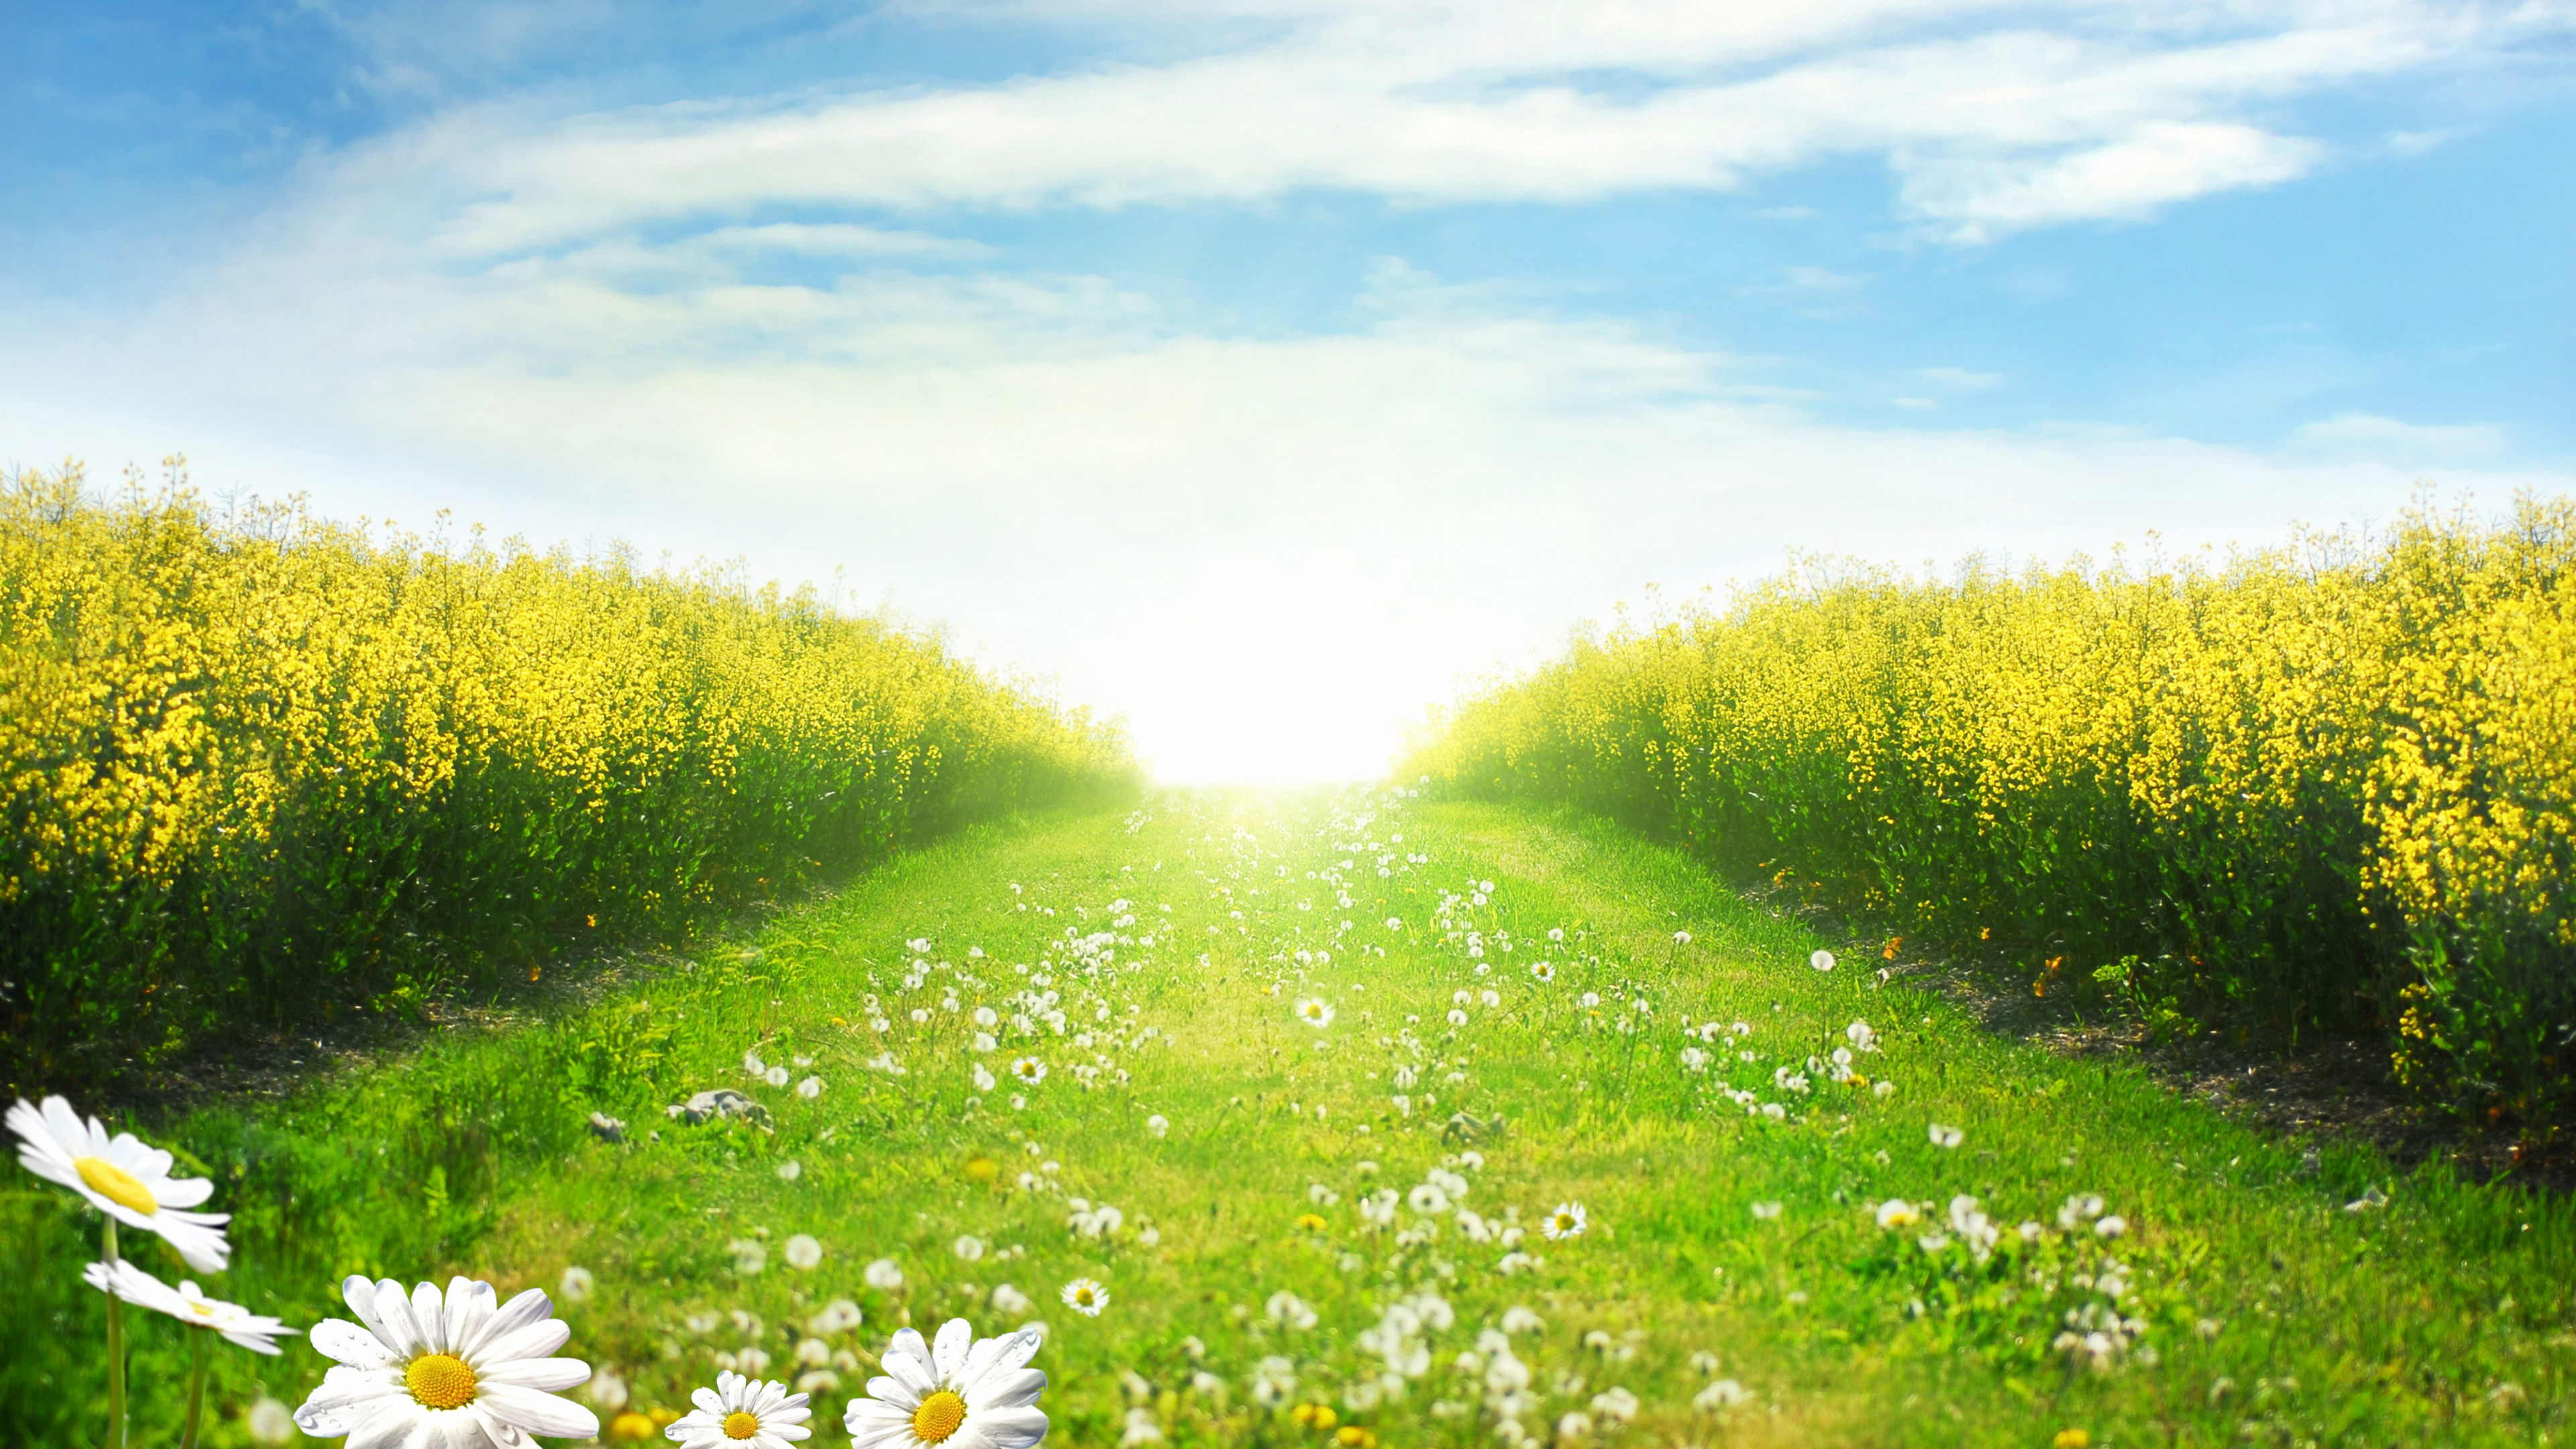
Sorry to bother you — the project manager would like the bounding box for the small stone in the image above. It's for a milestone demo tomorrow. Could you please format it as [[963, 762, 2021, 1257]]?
[[588, 1112, 627, 1144]]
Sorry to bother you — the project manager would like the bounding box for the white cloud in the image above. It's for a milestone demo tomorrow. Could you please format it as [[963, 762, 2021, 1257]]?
[[274, 0, 2561, 257], [2295, 412, 2508, 458], [1919, 366, 2002, 388]]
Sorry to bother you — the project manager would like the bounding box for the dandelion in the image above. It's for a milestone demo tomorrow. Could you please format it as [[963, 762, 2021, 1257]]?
[[798, 1077, 824, 1099], [973, 1063, 998, 1093], [865, 1258, 906, 1291], [292, 1274, 598, 1444], [1873, 1080, 1896, 1097], [1673, 931, 1693, 946], [554, 1265, 596, 1302], [1928, 1123, 1963, 1148], [955, 1236, 986, 1262], [1386, 917, 1403, 930], [246, 1396, 296, 1444], [812, 1300, 865, 1334], [844, 1319, 1047, 1449], [1876, 1199, 1921, 1230], [1693, 1380, 1754, 1411], [767, 1066, 793, 1088], [734, 1240, 770, 1275], [1145, 1114, 1169, 1138], [10, 1095, 232, 1273], [1446, 1009, 1468, 1026], [1010, 1058, 1047, 1086], [1810, 951, 1835, 972], [786, 1234, 825, 1270], [991, 1284, 1033, 1316], [1750, 1201, 1782, 1221], [2096, 1216, 2128, 1239], [1060, 1279, 1109, 1316], [1591, 1387, 1640, 1422], [778, 1160, 804, 1182], [1267, 1291, 1318, 1330], [1542, 1202, 1587, 1240], [2053, 1432, 2092, 1449], [1294, 998, 1336, 1029], [667, 1370, 812, 1449], [747, 1051, 769, 1077]]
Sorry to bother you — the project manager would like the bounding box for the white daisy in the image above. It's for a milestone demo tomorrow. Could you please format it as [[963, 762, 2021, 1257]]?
[[1009, 1058, 1047, 1086], [1293, 998, 1335, 1029], [293, 1274, 598, 1446], [1542, 1202, 1587, 1240], [667, 1370, 811, 1448], [1059, 1279, 1108, 1316], [81, 1258, 299, 1354], [844, 1319, 1046, 1449], [10, 1095, 232, 1273]]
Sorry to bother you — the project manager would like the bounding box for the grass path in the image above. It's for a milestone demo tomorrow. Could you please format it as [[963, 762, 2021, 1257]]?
[[9, 791, 2573, 1448]]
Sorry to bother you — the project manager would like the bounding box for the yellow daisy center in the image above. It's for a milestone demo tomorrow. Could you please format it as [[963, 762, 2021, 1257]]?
[[74, 1157, 158, 1216], [912, 1389, 969, 1443], [722, 1409, 763, 1439], [405, 1352, 478, 1410]]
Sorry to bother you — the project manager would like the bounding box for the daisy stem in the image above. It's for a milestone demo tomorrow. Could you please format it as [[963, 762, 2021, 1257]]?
[[103, 1217, 127, 1449], [180, 1327, 209, 1449]]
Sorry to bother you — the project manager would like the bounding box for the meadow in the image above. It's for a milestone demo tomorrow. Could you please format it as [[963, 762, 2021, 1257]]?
[[1404, 497, 2576, 1134], [0, 466, 1136, 1098], [11, 792, 2571, 1448]]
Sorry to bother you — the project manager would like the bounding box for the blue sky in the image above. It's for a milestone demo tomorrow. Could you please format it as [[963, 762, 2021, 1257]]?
[[6, 1, 2573, 781]]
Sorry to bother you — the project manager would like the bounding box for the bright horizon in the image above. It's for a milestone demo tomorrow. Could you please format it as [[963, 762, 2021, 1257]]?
[[7, 1, 2573, 785]]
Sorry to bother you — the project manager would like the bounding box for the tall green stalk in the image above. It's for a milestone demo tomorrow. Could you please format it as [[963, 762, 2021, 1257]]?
[[102, 1218, 125, 1449], [179, 1326, 209, 1449]]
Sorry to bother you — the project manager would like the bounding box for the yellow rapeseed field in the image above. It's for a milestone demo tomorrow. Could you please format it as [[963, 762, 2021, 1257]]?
[[1408, 496, 2576, 1126], [0, 465, 1136, 1093]]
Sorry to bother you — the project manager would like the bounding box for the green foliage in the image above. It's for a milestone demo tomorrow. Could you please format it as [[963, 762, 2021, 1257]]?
[[1404, 498, 2576, 1129], [0, 465, 1139, 1097], [6, 797, 2570, 1448]]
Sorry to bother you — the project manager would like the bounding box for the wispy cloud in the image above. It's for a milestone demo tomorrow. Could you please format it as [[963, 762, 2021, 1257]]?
[[271, 0, 2564, 258]]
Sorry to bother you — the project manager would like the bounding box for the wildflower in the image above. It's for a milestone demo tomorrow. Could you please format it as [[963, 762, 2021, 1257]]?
[[9, 1095, 233, 1272], [973, 1063, 998, 1093], [778, 1160, 804, 1182], [1542, 1202, 1587, 1240], [1809, 951, 1835, 972], [1060, 1279, 1109, 1316], [1387, 917, 1403, 930], [1358, 1189, 1399, 1226], [1289, 1401, 1336, 1430], [733, 1240, 770, 1275], [767, 1066, 794, 1088], [747, 1051, 768, 1076], [1010, 1058, 1047, 1086], [1591, 1387, 1639, 1422], [1501, 1306, 1543, 1334], [292, 1274, 598, 1444], [812, 1300, 865, 1334], [1446, 1009, 1468, 1026], [1873, 1081, 1896, 1097], [866, 1258, 906, 1291], [1529, 961, 1556, 982], [1497, 1252, 1535, 1275], [1145, 1114, 1169, 1138], [844, 1319, 1047, 1449], [2054, 1433, 2092, 1449], [1927, 1124, 1963, 1149], [246, 1396, 296, 1444], [1673, 931, 1693, 946], [1875, 1199, 1921, 1230], [561, 1265, 596, 1301], [1750, 1201, 1782, 1221], [798, 1077, 824, 1099], [991, 1284, 1033, 1316], [81, 1259, 299, 1352], [1267, 1291, 1318, 1330], [1122, 1405, 1165, 1446], [2095, 1216, 2128, 1239], [1693, 1379, 1754, 1411], [667, 1370, 812, 1448], [1250, 1356, 1297, 1406], [955, 1236, 986, 1261], [1295, 998, 1336, 1028], [786, 1235, 824, 1270]]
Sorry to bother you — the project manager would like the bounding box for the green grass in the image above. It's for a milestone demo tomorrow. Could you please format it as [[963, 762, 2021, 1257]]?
[[9, 792, 2573, 1448]]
